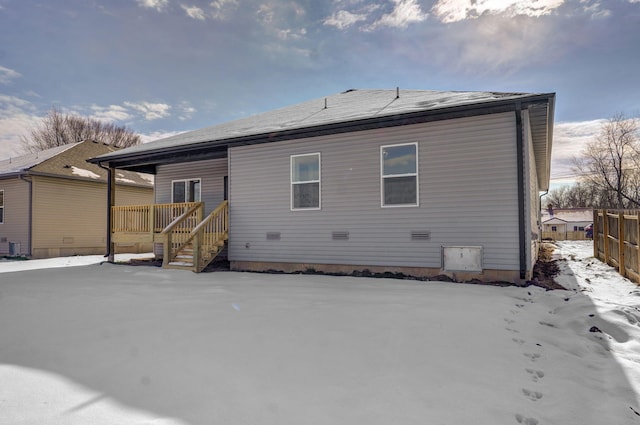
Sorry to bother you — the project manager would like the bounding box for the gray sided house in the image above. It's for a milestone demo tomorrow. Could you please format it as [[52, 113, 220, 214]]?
[[90, 89, 555, 283], [0, 140, 154, 258]]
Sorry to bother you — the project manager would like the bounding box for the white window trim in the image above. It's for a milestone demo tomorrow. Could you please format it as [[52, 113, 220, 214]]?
[[171, 178, 202, 203], [0, 189, 4, 224], [380, 142, 419, 208], [290, 152, 321, 211]]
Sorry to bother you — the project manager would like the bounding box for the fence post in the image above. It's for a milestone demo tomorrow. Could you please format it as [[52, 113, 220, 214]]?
[[603, 209, 610, 264], [619, 211, 625, 278], [593, 209, 598, 259]]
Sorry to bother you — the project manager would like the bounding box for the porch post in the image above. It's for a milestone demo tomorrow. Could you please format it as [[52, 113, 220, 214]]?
[[107, 166, 116, 263]]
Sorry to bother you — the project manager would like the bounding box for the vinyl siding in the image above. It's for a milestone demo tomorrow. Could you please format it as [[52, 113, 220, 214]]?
[[155, 158, 228, 215], [228, 112, 521, 270], [0, 178, 31, 255], [31, 176, 152, 258]]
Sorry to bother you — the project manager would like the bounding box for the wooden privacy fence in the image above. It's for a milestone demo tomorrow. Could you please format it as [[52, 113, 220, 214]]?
[[593, 209, 640, 284], [542, 231, 589, 241]]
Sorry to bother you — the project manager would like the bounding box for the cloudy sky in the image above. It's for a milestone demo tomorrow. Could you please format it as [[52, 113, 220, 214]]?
[[1, 0, 639, 186]]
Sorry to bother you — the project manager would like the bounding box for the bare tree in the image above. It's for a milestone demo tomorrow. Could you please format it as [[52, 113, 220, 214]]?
[[543, 181, 602, 208], [573, 113, 640, 209], [21, 106, 141, 153]]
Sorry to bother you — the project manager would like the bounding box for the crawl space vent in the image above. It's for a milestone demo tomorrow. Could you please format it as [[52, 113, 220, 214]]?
[[411, 231, 431, 240], [332, 231, 349, 240], [266, 232, 281, 241]]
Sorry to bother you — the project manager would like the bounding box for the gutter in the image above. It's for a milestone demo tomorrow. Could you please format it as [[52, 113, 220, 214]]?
[[18, 174, 33, 257], [96, 162, 114, 261], [515, 102, 527, 281]]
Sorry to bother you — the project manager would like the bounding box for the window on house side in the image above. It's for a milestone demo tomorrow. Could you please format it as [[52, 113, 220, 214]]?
[[172, 179, 201, 203], [551, 226, 557, 232], [291, 153, 320, 210], [0, 190, 3, 224], [381, 143, 418, 207]]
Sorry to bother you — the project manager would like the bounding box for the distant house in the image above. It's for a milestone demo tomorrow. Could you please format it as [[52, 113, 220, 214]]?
[[89, 89, 555, 284], [0, 140, 154, 258], [541, 207, 592, 240]]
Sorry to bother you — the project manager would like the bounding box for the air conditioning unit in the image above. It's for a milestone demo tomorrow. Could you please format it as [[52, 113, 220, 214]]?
[[9, 242, 21, 256]]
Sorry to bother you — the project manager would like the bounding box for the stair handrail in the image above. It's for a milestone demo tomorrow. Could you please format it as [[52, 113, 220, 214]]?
[[161, 202, 204, 267], [190, 200, 228, 236], [178, 200, 229, 272]]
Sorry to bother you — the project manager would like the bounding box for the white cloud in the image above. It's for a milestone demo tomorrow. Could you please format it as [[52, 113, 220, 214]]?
[[139, 130, 186, 143], [181, 4, 206, 20], [178, 102, 196, 120], [90, 104, 132, 122], [581, 1, 611, 19], [550, 119, 604, 183], [323, 10, 368, 29], [432, 0, 565, 23], [425, 14, 559, 73], [210, 0, 239, 20], [256, 3, 275, 25], [0, 66, 21, 85], [124, 101, 171, 120], [135, 0, 169, 11], [367, 0, 427, 29], [0, 95, 40, 159]]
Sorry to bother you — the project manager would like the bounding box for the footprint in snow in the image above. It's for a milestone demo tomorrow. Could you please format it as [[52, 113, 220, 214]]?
[[524, 352, 541, 362], [522, 388, 543, 401], [512, 338, 525, 345], [515, 414, 539, 425], [525, 368, 545, 382], [504, 318, 516, 324]]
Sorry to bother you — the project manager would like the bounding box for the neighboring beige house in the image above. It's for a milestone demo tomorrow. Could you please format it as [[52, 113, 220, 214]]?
[[0, 140, 154, 258], [541, 207, 593, 240]]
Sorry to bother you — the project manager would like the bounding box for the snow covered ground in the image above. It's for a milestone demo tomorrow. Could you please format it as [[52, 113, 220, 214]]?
[[0, 241, 638, 425]]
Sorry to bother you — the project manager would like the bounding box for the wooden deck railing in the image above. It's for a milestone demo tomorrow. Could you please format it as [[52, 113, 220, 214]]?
[[594, 209, 640, 284], [112, 202, 202, 234]]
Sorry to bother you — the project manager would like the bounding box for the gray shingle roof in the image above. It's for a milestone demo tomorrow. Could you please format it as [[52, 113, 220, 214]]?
[[0, 140, 153, 187], [0, 143, 78, 176], [93, 89, 551, 161]]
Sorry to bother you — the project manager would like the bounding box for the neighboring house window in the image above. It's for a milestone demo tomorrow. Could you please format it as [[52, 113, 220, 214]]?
[[291, 153, 321, 210], [381, 143, 418, 207], [551, 226, 557, 232], [575, 226, 584, 231], [0, 190, 3, 224], [172, 179, 201, 203]]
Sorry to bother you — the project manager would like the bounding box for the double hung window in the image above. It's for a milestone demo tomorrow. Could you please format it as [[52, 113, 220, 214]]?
[[291, 153, 320, 210], [172, 179, 201, 203], [381, 143, 418, 207]]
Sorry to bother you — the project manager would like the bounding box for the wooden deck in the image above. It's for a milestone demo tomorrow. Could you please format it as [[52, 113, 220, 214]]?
[[111, 201, 229, 272]]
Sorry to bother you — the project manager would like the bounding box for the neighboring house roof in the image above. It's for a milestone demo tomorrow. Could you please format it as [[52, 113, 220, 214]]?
[[541, 208, 593, 224], [89, 89, 555, 190], [0, 140, 153, 187]]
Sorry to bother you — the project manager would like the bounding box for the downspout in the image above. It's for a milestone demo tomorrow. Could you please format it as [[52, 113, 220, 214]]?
[[515, 102, 527, 281], [97, 162, 114, 262], [18, 174, 33, 257]]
